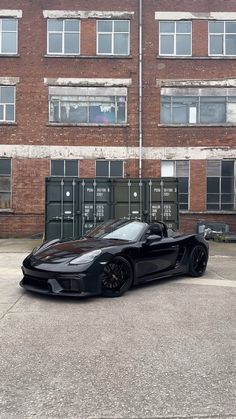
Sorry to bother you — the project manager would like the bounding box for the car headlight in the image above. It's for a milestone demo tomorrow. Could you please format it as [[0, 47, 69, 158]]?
[[69, 249, 102, 265]]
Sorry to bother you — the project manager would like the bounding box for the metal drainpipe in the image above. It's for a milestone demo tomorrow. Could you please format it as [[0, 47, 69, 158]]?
[[138, 0, 143, 179]]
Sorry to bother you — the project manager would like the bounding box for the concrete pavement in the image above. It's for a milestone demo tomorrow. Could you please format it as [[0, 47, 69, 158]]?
[[0, 239, 235, 419]]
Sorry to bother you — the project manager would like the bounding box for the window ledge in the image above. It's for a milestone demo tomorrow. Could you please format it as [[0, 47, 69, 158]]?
[[0, 122, 17, 126], [47, 123, 129, 127], [0, 209, 13, 213], [180, 210, 236, 215], [44, 54, 132, 59], [158, 123, 236, 127], [0, 54, 20, 58], [157, 56, 236, 60]]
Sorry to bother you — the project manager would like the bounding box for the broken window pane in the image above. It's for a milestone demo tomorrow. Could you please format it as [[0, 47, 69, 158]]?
[[50, 91, 127, 125]]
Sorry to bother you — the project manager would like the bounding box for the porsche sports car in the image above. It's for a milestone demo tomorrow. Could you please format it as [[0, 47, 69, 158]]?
[[20, 219, 209, 298]]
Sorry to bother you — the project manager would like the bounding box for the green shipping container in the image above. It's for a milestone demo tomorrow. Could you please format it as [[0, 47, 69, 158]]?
[[45, 178, 179, 240]]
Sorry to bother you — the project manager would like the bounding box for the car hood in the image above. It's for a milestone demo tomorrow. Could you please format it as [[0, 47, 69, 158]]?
[[32, 237, 130, 263]]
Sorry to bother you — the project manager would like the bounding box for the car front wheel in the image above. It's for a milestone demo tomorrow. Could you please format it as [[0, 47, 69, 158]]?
[[189, 245, 208, 277], [101, 256, 133, 297]]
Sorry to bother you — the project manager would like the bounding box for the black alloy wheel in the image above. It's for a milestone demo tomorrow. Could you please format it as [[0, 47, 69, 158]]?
[[189, 245, 208, 277], [101, 256, 133, 297]]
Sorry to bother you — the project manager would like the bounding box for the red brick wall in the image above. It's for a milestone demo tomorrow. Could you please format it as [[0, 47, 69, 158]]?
[[0, 0, 139, 149], [180, 214, 236, 234], [190, 160, 207, 211], [0, 0, 236, 236]]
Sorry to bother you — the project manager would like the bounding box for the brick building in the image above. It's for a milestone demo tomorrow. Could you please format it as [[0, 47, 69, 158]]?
[[0, 0, 236, 237]]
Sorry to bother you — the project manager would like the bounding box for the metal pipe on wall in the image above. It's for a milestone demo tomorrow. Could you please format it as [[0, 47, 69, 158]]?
[[138, 0, 143, 179]]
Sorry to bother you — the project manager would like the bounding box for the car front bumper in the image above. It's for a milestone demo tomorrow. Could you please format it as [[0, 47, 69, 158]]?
[[20, 264, 102, 297]]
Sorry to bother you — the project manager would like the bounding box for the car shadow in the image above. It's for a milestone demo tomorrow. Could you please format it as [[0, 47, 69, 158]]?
[[131, 274, 187, 293], [20, 274, 187, 303]]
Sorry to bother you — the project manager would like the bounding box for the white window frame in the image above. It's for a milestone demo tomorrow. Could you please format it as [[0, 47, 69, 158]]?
[[96, 20, 130, 56], [161, 160, 190, 210], [47, 18, 80, 55], [208, 21, 236, 56], [0, 86, 15, 123], [159, 20, 192, 56], [0, 18, 18, 55]]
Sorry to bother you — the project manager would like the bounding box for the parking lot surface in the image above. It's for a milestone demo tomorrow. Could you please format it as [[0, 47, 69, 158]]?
[[0, 239, 235, 419]]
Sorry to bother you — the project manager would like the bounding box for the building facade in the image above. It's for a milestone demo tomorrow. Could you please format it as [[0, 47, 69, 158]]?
[[0, 0, 236, 237]]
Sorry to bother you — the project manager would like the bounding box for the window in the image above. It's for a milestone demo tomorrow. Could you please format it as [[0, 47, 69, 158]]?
[[0, 159, 11, 209], [0, 86, 15, 122], [96, 160, 124, 177], [49, 86, 127, 125], [159, 21, 192, 56], [97, 20, 130, 55], [161, 160, 189, 210], [51, 160, 79, 177], [47, 19, 80, 55], [160, 88, 236, 125], [0, 19, 17, 54], [207, 160, 235, 211], [209, 21, 236, 56]]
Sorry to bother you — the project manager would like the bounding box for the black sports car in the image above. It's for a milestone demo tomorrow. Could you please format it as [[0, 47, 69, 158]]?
[[20, 219, 209, 298]]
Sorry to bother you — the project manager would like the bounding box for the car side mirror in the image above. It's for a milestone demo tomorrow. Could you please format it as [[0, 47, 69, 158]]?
[[145, 234, 162, 245]]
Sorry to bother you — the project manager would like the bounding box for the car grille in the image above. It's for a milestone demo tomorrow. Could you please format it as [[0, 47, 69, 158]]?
[[23, 275, 51, 291], [56, 275, 83, 292]]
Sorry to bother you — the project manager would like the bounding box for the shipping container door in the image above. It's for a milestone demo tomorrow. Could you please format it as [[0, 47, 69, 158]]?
[[145, 179, 179, 229], [78, 179, 112, 237], [112, 179, 145, 220], [45, 178, 77, 240]]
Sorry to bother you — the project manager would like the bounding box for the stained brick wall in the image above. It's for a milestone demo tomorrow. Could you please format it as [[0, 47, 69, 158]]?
[[0, 0, 235, 237]]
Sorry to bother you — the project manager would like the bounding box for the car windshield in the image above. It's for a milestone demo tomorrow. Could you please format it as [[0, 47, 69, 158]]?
[[85, 220, 147, 241]]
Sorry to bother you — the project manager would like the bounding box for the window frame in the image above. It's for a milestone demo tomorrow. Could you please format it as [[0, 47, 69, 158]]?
[[159, 20, 192, 57], [160, 88, 236, 125], [161, 160, 190, 210], [47, 18, 80, 55], [96, 160, 124, 178], [207, 160, 236, 211], [50, 159, 79, 177], [96, 19, 130, 56], [0, 18, 18, 55], [0, 158, 12, 210], [0, 85, 16, 123], [208, 20, 236, 57], [48, 86, 128, 125]]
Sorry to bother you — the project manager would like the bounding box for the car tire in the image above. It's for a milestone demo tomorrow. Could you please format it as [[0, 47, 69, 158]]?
[[189, 244, 208, 277], [101, 256, 133, 298]]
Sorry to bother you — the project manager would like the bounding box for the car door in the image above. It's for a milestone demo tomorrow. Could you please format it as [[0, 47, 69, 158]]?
[[135, 237, 179, 283]]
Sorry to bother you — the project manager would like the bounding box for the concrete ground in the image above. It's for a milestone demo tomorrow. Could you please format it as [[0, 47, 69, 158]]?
[[0, 239, 235, 419]]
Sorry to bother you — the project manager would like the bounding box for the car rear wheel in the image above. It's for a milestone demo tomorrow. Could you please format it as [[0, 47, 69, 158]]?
[[101, 256, 133, 297], [189, 245, 208, 277]]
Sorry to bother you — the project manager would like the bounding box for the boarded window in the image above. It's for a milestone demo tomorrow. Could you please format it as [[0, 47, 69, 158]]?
[[51, 160, 79, 177], [96, 160, 124, 177]]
